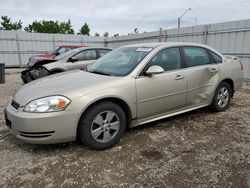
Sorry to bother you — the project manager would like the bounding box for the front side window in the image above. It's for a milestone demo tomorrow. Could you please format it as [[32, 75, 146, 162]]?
[[73, 50, 97, 61], [183, 47, 210, 67], [87, 47, 152, 76], [55, 49, 81, 60], [98, 49, 111, 57], [144, 47, 181, 73]]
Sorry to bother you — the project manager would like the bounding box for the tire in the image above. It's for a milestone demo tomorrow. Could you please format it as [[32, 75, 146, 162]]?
[[78, 101, 126, 150], [210, 81, 232, 112], [21, 72, 33, 83], [21, 74, 27, 84]]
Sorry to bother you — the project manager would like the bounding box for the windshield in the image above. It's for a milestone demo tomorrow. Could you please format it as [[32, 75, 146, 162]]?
[[55, 49, 81, 60], [47, 46, 59, 55], [87, 47, 152, 76]]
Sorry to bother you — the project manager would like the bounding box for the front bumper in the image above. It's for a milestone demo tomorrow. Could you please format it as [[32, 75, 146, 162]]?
[[5, 102, 79, 144]]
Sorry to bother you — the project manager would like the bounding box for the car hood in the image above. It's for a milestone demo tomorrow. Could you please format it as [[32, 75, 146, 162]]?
[[33, 54, 56, 58], [28, 56, 57, 67], [42, 60, 66, 70], [14, 70, 119, 106]]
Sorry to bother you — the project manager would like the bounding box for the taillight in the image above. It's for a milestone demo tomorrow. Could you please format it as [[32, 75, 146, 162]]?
[[240, 62, 244, 71]]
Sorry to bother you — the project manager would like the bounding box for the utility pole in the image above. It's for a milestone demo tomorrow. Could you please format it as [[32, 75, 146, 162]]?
[[178, 8, 192, 33]]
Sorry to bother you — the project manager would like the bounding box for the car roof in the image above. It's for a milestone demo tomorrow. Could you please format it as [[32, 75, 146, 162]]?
[[125, 42, 211, 49], [58, 45, 89, 48], [75, 47, 113, 51], [123, 42, 223, 57]]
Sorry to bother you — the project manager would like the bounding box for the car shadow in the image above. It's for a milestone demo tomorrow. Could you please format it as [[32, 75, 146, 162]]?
[[127, 106, 212, 132]]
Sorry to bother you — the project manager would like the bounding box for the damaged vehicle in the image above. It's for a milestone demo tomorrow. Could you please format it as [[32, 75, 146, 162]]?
[[21, 47, 112, 83], [5, 42, 244, 150], [27, 45, 88, 67]]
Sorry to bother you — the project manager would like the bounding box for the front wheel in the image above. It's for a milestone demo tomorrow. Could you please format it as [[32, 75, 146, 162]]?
[[78, 102, 126, 150], [210, 82, 232, 112]]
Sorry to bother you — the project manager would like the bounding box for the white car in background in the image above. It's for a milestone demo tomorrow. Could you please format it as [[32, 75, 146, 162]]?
[[21, 47, 112, 83]]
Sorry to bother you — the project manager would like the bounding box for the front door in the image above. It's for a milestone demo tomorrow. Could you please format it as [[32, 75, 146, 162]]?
[[67, 49, 97, 70], [136, 47, 188, 121]]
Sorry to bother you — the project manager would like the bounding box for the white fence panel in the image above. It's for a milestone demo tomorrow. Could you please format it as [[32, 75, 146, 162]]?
[[106, 19, 250, 79], [0, 31, 105, 67], [0, 19, 250, 79]]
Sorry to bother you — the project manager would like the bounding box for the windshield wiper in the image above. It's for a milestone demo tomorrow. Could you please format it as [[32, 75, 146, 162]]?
[[88, 70, 111, 76]]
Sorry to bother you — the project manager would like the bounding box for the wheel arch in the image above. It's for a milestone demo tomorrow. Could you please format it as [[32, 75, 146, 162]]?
[[76, 97, 133, 137], [220, 78, 234, 97]]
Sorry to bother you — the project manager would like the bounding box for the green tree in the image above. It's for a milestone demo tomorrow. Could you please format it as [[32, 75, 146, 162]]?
[[79, 23, 90, 36], [134, 28, 139, 34], [0, 16, 22, 30], [59, 20, 74, 34], [94, 32, 100, 37], [103, 32, 109, 37], [113, 33, 119, 37], [24, 19, 74, 34]]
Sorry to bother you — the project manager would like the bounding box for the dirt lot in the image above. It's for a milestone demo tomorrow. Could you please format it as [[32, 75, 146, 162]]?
[[0, 71, 249, 187]]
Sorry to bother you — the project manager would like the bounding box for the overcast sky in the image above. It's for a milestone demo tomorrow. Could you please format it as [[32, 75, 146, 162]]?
[[0, 0, 250, 36]]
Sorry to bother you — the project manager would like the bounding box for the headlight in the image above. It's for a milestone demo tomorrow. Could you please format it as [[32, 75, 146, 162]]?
[[24, 96, 71, 113]]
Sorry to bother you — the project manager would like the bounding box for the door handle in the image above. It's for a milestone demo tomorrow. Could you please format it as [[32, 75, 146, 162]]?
[[207, 67, 218, 73], [175, 75, 185, 80]]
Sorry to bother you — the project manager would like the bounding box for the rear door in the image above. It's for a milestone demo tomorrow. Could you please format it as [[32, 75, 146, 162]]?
[[136, 47, 188, 121], [182, 46, 220, 107]]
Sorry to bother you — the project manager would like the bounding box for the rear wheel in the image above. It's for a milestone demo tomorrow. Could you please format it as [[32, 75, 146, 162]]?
[[210, 82, 232, 112], [78, 102, 126, 150]]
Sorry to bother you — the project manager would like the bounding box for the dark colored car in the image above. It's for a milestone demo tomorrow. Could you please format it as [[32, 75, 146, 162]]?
[[27, 45, 88, 67]]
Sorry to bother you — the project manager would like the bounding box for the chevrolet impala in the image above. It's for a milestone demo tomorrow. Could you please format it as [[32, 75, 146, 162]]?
[[5, 42, 244, 149]]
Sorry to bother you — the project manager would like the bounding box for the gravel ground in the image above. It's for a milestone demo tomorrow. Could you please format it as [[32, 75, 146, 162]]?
[[0, 71, 249, 187]]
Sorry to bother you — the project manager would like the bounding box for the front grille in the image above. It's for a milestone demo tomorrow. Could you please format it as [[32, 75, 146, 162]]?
[[11, 100, 20, 110], [19, 131, 55, 138]]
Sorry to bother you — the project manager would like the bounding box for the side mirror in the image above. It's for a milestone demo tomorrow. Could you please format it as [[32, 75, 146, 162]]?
[[54, 52, 60, 56], [145, 65, 164, 76], [68, 57, 78, 63]]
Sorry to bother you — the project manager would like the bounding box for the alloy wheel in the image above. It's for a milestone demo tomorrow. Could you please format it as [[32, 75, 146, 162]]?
[[91, 110, 120, 143], [217, 86, 229, 108]]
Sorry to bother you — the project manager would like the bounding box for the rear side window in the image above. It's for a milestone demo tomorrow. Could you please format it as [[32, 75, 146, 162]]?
[[183, 47, 210, 67], [98, 49, 111, 57], [210, 51, 222, 63]]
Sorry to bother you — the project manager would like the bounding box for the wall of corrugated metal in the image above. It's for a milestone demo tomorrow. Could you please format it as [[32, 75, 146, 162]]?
[[106, 19, 250, 79], [0, 31, 105, 67], [0, 19, 249, 79]]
